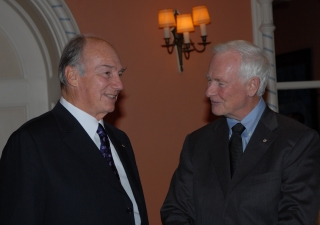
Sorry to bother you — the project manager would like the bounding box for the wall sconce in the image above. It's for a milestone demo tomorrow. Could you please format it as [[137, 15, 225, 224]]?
[[158, 6, 211, 72]]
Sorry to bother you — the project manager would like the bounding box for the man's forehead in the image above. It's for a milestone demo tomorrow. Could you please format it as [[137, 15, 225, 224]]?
[[210, 51, 241, 67], [83, 40, 123, 66], [84, 38, 119, 58]]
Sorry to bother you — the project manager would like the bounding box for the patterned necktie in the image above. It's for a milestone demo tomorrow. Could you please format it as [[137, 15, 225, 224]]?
[[97, 124, 120, 180], [229, 123, 245, 178]]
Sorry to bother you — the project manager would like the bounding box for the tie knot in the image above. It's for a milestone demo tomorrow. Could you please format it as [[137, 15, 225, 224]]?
[[232, 123, 245, 135], [97, 123, 106, 137]]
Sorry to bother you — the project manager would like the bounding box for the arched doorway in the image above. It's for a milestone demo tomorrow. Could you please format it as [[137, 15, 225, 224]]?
[[0, 0, 79, 155]]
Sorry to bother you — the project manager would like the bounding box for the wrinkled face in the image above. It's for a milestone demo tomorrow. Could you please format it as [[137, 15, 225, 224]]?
[[206, 51, 251, 120], [75, 39, 124, 120]]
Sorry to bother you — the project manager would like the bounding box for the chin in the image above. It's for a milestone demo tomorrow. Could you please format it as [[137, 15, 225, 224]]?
[[211, 109, 224, 117], [103, 103, 115, 111], [105, 107, 115, 113]]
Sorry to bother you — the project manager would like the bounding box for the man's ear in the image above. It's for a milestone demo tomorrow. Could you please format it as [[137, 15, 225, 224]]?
[[247, 77, 260, 97], [64, 66, 79, 87]]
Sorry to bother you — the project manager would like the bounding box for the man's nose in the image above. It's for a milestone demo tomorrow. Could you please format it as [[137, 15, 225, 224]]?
[[206, 83, 216, 97], [112, 75, 124, 91]]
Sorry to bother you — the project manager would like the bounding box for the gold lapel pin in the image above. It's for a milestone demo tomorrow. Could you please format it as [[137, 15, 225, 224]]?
[[122, 144, 125, 147], [263, 139, 267, 142]]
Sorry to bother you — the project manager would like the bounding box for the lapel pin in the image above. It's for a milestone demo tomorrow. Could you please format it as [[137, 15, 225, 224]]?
[[122, 144, 125, 147], [263, 139, 267, 142]]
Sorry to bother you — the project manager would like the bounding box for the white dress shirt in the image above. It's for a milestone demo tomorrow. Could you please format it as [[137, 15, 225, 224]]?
[[60, 97, 141, 225]]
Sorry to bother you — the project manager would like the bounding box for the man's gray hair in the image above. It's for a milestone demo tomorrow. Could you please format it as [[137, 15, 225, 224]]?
[[212, 40, 271, 96], [58, 34, 88, 87]]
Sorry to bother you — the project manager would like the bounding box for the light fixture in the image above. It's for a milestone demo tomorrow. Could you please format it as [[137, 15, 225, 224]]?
[[158, 5, 211, 72]]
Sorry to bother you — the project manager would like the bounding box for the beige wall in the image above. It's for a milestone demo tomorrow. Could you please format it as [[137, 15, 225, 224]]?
[[65, 0, 253, 224]]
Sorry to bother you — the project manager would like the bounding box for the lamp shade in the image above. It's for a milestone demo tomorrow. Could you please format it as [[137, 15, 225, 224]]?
[[192, 5, 210, 26], [176, 14, 194, 33], [158, 9, 176, 28]]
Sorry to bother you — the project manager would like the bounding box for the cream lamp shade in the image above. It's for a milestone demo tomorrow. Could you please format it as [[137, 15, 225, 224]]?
[[176, 14, 194, 33], [176, 14, 194, 44], [192, 5, 210, 36], [192, 5, 210, 25], [158, 9, 176, 38], [158, 9, 176, 27]]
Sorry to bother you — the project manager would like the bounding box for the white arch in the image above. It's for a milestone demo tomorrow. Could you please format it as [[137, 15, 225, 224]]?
[[0, 0, 79, 154], [29, 0, 80, 56], [251, 0, 278, 112]]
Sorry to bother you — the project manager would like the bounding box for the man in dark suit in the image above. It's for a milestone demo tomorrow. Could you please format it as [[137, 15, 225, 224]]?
[[0, 34, 148, 225], [161, 40, 320, 225]]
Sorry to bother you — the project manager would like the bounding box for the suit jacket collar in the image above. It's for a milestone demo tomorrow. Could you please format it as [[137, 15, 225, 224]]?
[[209, 118, 231, 198], [210, 107, 278, 198], [227, 106, 278, 196], [51, 102, 127, 196], [104, 124, 144, 201], [104, 125, 149, 224]]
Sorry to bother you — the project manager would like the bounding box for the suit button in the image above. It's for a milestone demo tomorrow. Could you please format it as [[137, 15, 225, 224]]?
[[126, 207, 133, 214]]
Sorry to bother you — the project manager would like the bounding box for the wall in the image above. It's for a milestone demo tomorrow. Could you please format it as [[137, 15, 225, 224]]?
[[64, 0, 253, 224]]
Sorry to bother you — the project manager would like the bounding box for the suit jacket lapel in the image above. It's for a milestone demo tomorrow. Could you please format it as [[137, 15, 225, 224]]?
[[105, 125, 145, 207], [227, 107, 278, 196], [52, 102, 127, 196], [209, 119, 232, 198]]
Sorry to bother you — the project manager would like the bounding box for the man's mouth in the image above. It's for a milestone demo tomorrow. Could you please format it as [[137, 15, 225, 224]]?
[[105, 94, 118, 99], [210, 100, 221, 105]]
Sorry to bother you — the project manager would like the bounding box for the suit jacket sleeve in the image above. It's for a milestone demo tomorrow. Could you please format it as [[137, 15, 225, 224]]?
[[0, 129, 46, 224], [277, 128, 320, 224], [161, 134, 196, 225]]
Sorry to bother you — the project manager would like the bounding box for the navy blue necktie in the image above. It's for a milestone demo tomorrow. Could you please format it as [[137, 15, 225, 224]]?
[[229, 123, 245, 178], [97, 124, 120, 180]]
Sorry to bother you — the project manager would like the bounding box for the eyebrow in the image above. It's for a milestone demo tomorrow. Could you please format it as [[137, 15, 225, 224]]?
[[99, 64, 126, 74]]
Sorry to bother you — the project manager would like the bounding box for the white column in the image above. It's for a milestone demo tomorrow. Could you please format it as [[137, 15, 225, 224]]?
[[258, 0, 278, 112]]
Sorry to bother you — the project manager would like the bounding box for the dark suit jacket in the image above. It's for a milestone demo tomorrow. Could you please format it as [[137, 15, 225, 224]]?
[[161, 107, 320, 225], [0, 102, 148, 225]]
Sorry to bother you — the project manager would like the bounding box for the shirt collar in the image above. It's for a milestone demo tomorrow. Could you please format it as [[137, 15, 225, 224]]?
[[227, 97, 266, 137], [60, 97, 104, 139]]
